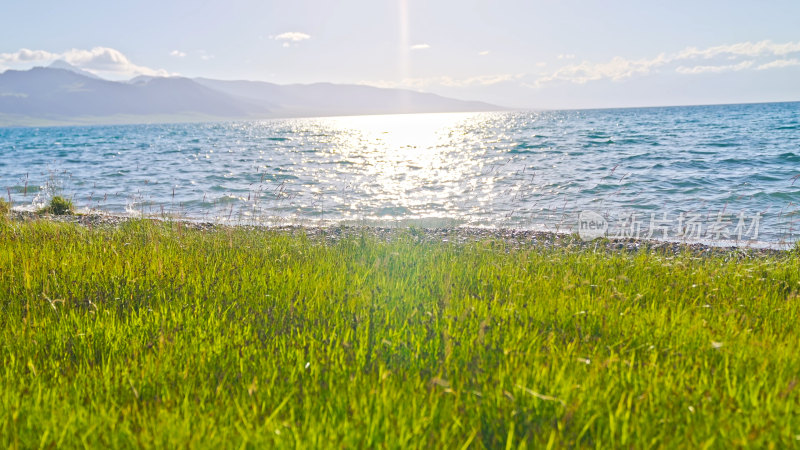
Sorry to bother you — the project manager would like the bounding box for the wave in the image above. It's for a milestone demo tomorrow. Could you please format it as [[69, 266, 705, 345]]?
[[777, 152, 799, 162], [702, 141, 739, 148], [719, 157, 751, 165], [583, 139, 615, 147]]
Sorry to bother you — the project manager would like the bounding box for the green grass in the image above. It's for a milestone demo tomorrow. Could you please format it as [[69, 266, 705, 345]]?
[[0, 220, 799, 448], [37, 196, 75, 216]]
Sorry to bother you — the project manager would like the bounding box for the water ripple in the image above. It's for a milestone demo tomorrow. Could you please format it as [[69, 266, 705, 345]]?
[[1, 104, 798, 244]]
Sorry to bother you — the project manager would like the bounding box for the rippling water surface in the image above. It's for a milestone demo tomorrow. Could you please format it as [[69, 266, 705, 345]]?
[[1, 102, 799, 246]]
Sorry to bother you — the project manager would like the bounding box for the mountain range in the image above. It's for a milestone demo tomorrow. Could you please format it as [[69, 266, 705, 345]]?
[[0, 62, 503, 126]]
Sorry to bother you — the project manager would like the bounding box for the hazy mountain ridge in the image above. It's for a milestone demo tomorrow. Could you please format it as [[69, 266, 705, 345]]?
[[0, 66, 503, 126], [0, 67, 267, 119], [194, 78, 501, 117], [47, 60, 103, 80]]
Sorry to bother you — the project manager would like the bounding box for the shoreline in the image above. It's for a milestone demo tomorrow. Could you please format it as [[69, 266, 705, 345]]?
[[7, 210, 792, 257]]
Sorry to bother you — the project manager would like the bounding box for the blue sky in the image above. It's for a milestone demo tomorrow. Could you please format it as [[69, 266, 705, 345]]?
[[2, 0, 800, 108]]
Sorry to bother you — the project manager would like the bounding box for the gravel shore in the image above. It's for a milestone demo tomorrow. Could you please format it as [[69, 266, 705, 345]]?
[[7, 211, 791, 258]]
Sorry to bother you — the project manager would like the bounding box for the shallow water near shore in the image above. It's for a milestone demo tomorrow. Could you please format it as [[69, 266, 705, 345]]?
[[2, 102, 799, 247]]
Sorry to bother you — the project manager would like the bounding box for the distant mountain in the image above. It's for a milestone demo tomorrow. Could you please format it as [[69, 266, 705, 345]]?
[[47, 60, 103, 80], [0, 67, 265, 119], [0, 67, 504, 126], [194, 78, 501, 117]]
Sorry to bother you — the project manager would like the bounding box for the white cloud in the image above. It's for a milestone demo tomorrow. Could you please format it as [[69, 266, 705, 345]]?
[[363, 73, 522, 90], [478, 50, 490, 56], [170, 50, 186, 58], [441, 74, 520, 87], [534, 39, 800, 87], [537, 54, 669, 85], [274, 32, 311, 42], [675, 60, 754, 74], [410, 44, 431, 51], [756, 58, 800, 70], [675, 40, 800, 60], [65, 47, 171, 77], [557, 54, 575, 60], [0, 47, 173, 79], [2, 48, 56, 63]]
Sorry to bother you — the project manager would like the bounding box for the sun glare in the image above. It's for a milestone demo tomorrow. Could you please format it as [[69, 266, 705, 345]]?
[[318, 112, 482, 219]]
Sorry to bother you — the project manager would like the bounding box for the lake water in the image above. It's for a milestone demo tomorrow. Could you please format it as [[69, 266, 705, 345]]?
[[1, 102, 799, 247]]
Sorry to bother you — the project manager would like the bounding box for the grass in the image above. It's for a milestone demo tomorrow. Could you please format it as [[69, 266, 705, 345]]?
[[0, 219, 799, 448], [0, 199, 9, 217], [37, 195, 75, 216]]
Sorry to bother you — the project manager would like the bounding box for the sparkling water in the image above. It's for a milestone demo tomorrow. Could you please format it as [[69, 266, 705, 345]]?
[[1, 102, 798, 246]]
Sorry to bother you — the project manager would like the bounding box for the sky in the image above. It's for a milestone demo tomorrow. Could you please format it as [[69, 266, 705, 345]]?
[[1, 0, 800, 109]]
